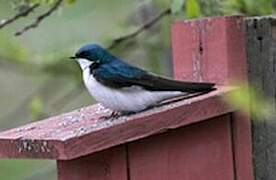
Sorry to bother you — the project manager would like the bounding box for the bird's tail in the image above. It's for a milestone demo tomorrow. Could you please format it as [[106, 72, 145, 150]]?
[[177, 81, 216, 93], [151, 76, 216, 93]]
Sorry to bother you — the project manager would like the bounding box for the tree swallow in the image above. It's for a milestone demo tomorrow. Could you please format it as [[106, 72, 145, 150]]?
[[71, 44, 215, 113]]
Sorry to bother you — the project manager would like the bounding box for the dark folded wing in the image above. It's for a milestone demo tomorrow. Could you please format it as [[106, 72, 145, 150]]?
[[93, 61, 215, 93], [135, 74, 216, 92]]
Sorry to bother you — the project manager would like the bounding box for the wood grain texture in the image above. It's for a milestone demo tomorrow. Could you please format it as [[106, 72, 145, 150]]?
[[57, 145, 127, 180], [0, 87, 235, 160], [246, 17, 276, 180], [172, 16, 253, 180], [231, 112, 253, 180], [128, 115, 235, 180], [172, 16, 247, 85]]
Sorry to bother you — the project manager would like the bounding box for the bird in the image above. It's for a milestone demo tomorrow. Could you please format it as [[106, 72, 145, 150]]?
[[70, 44, 215, 114]]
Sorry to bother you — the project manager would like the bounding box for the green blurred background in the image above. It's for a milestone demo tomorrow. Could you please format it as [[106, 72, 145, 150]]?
[[0, 0, 275, 179]]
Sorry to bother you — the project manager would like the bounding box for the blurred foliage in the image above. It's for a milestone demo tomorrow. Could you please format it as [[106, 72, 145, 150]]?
[[171, 0, 185, 14], [224, 82, 275, 120], [28, 95, 44, 119], [198, 0, 224, 16], [169, 0, 276, 19], [223, 0, 276, 15], [0, 159, 55, 180], [186, 0, 201, 18], [0, 0, 276, 179], [0, 32, 30, 63]]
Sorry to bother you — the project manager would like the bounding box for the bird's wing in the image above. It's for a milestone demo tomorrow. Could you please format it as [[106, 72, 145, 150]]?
[[93, 61, 215, 93]]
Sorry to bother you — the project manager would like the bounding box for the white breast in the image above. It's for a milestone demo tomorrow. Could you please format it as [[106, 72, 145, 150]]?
[[83, 68, 183, 112]]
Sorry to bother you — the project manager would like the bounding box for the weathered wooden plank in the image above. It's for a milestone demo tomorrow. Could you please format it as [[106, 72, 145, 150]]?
[[0, 87, 235, 160], [231, 112, 253, 180], [172, 16, 253, 180], [172, 16, 247, 85], [246, 17, 276, 180], [57, 145, 128, 180], [224, 17, 253, 180], [128, 115, 234, 180]]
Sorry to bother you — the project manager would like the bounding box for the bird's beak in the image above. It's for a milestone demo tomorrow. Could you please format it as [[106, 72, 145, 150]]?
[[69, 56, 77, 60]]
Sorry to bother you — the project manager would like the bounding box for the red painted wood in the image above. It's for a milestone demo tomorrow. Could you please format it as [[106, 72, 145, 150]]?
[[231, 112, 253, 180], [57, 145, 127, 180], [0, 87, 235, 160], [172, 16, 253, 180], [172, 16, 247, 84], [128, 115, 234, 180]]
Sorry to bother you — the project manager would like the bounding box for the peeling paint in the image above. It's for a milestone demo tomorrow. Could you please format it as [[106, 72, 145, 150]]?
[[192, 55, 203, 81], [15, 139, 52, 154], [236, 18, 243, 29]]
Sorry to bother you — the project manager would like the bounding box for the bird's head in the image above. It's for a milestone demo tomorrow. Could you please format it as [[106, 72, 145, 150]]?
[[70, 44, 113, 70]]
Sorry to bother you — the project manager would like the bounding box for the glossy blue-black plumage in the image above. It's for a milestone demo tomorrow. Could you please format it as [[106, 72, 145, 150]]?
[[75, 44, 114, 63], [74, 44, 215, 92], [92, 59, 149, 89]]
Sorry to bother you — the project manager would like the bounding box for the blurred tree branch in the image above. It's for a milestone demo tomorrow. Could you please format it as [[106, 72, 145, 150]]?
[[0, 0, 63, 36], [108, 8, 171, 50], [0, 3, 40, 29], [15, 0, 63, 36], [1, 0, 170, 40]]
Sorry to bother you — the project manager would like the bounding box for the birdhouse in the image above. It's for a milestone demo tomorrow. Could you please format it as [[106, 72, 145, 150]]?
[[0, 16, 253, 180]]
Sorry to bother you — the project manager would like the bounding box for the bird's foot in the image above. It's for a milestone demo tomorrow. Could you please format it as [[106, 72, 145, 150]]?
[[100, 111, 138, 121]]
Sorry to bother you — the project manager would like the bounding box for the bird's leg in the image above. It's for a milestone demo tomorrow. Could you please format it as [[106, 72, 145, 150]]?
[[110, 111, 121, 118], [99, 111, 121, 120]]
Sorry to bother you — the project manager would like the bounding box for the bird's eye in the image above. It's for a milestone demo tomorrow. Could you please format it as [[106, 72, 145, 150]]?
[[76, 51, 95, 61], [78, 52, 86, 58], [76, 52, 90, 60]]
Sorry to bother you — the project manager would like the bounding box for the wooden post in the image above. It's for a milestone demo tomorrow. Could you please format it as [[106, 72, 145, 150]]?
[[246, 16, 276, 180], [0, 16, 254, 180], [172, 16, 253, 180]]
